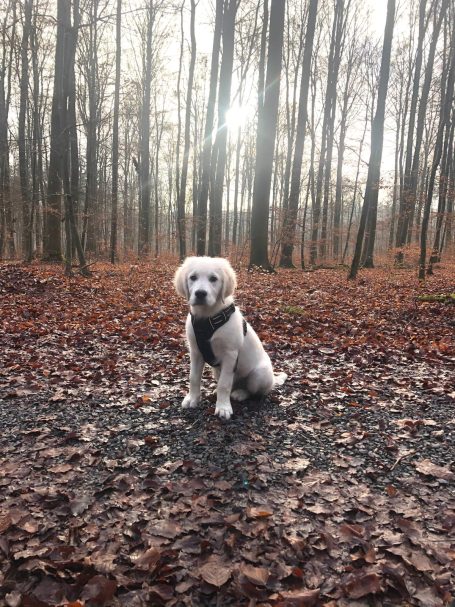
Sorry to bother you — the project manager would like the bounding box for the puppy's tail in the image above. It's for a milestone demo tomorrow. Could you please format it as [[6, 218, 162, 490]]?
[[273, 372, 288, 387]]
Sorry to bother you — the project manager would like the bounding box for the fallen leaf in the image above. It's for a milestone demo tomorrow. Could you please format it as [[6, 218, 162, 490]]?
[[414, 459, 454, 481], [149, 583, 174, 603], [414, 587, 443, 607], [240, 563, 270, 586], [200, 559, 232, 587], [343, 571, 382, 599], [277, 588, 320, 606], [81, 575, 117, 603], [134, 547, 161, 571], [0, 513, 12, 534], [149, 520, 182, 538], [246, 506, 273, 519]]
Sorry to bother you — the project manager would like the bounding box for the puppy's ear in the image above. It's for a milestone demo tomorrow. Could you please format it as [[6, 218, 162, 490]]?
[[174, 262, 189, 300], [222, 261, 237, 299]]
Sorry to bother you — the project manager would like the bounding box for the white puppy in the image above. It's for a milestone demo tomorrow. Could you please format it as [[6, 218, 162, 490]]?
[[174, 256, 287, 420]]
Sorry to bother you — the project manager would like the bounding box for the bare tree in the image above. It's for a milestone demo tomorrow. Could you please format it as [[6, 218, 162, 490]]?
[[208, 0, 237, 257], [349, 0, 396, 280], [279, 0, 318, 268], [196, 0, 223, 255], [18, 0, 32, 261], [110, 0, 122, 264], [396, 0, 449, 262], [250, 0, 286, 270], [420, 19, 455, 279], [138, 1, 154, 257], [176, 0, 197, 259], [0, 1, 16, 258]]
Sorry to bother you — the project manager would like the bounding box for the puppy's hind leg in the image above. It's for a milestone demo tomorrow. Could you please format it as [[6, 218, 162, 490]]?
[[246, 365, 275, 397], [231, 388, 249, 402]]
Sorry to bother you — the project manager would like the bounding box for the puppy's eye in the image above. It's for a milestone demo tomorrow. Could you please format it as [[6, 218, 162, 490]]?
[[209, 276, 218, 283], [189, 275, 197, 281]]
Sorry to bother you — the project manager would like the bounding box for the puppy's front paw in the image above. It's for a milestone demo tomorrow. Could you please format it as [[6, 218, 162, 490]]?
[[215, 401, 233, 420], [182, 394, 200, 409]]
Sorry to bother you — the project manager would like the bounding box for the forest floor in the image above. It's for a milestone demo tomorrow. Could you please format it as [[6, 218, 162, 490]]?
[[0, 259, 454, 607]]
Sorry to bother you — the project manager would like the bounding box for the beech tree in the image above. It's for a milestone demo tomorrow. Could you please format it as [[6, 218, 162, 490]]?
[[250, 0, 286, 270], [279, 0, 318, 268], [349, 0, 396, 280], [109, 0, 121, 264], [208, 0, 237, 257]]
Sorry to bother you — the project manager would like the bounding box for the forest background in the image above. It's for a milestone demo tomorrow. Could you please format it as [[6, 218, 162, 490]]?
[[1, 0, 454, 277], [0, 0, 455, 277]]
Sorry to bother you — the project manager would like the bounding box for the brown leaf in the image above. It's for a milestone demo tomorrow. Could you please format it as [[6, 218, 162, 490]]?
[[149, 520, 182, 538], [69, 495, 91, 516], [200, 559, 232, 587], [276, 588, 320, 606], [246, 506, 273, 519], [144, 435, 160, 447], [343, 571, 382, 599], [4, 592, 21, 607], [414, 459, 454, 481], [81, 575, 117, 603], [0, 513, 12, 534], [339, 523, 365, 540], [48, 463, 72, 474], [414, 587, 443, 607], [175, 580, 194, 593], [149, 584, 174, 603], [18, 518, 39, 534], [408, 550, 436, 572], [240, 564, 270, 586], [32, 577, 66, 605], [134, 547, 161, 571]]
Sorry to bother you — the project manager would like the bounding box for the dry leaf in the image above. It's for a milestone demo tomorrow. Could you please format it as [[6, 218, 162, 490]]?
[[414, 459, 454, 481], [240, 564, 270, 586], [200, 559, 232, 587]]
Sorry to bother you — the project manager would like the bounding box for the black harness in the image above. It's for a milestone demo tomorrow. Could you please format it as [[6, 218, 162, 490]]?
[[190, 303, 247, 367]]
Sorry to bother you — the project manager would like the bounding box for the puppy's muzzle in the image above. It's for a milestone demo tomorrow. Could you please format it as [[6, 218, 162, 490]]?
[[194, 289, 207, 304]]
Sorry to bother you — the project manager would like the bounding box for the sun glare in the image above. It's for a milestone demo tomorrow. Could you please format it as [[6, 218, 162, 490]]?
[[225, 103, 251, 132]]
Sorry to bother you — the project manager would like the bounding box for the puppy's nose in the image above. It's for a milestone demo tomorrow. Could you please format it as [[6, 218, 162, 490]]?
[[195, 289, 207, 300]]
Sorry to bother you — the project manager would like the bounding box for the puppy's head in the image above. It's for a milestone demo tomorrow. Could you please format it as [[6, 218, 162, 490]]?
[[174, 256, 237, 308]]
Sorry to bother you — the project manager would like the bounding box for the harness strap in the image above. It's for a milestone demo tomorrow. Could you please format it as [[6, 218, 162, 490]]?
[[190, 304, 247, 367]]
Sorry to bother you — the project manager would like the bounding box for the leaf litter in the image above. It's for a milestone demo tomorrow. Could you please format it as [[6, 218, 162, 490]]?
[[0, 261, 454, 606]]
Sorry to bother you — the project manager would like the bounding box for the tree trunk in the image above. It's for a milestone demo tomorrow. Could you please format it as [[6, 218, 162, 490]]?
[[154, 96, 165, 257], [196, 0, 223, 256], [208, 0, 237, 257], [64, 0, 88, 275], [81, 0, 99, 255], [333, 38, 357, 260], [0, 0, 16, 259], [348, 0, 396, 279], [177, 0, 197, 260], [249, 0, 286, 270], [110, 0, 121, 264], [428, 117, 454, 270], [279, 0, 318, 268], [30, 7, 42, 261], [419, 44, 455, 280], [396, 1, 448, 262], [44, 0, 69, 262], [310, 0, 343, 266], [19, 0, 32, 261], [138, 1, 154, 257], [342, 100, 369, 264]]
